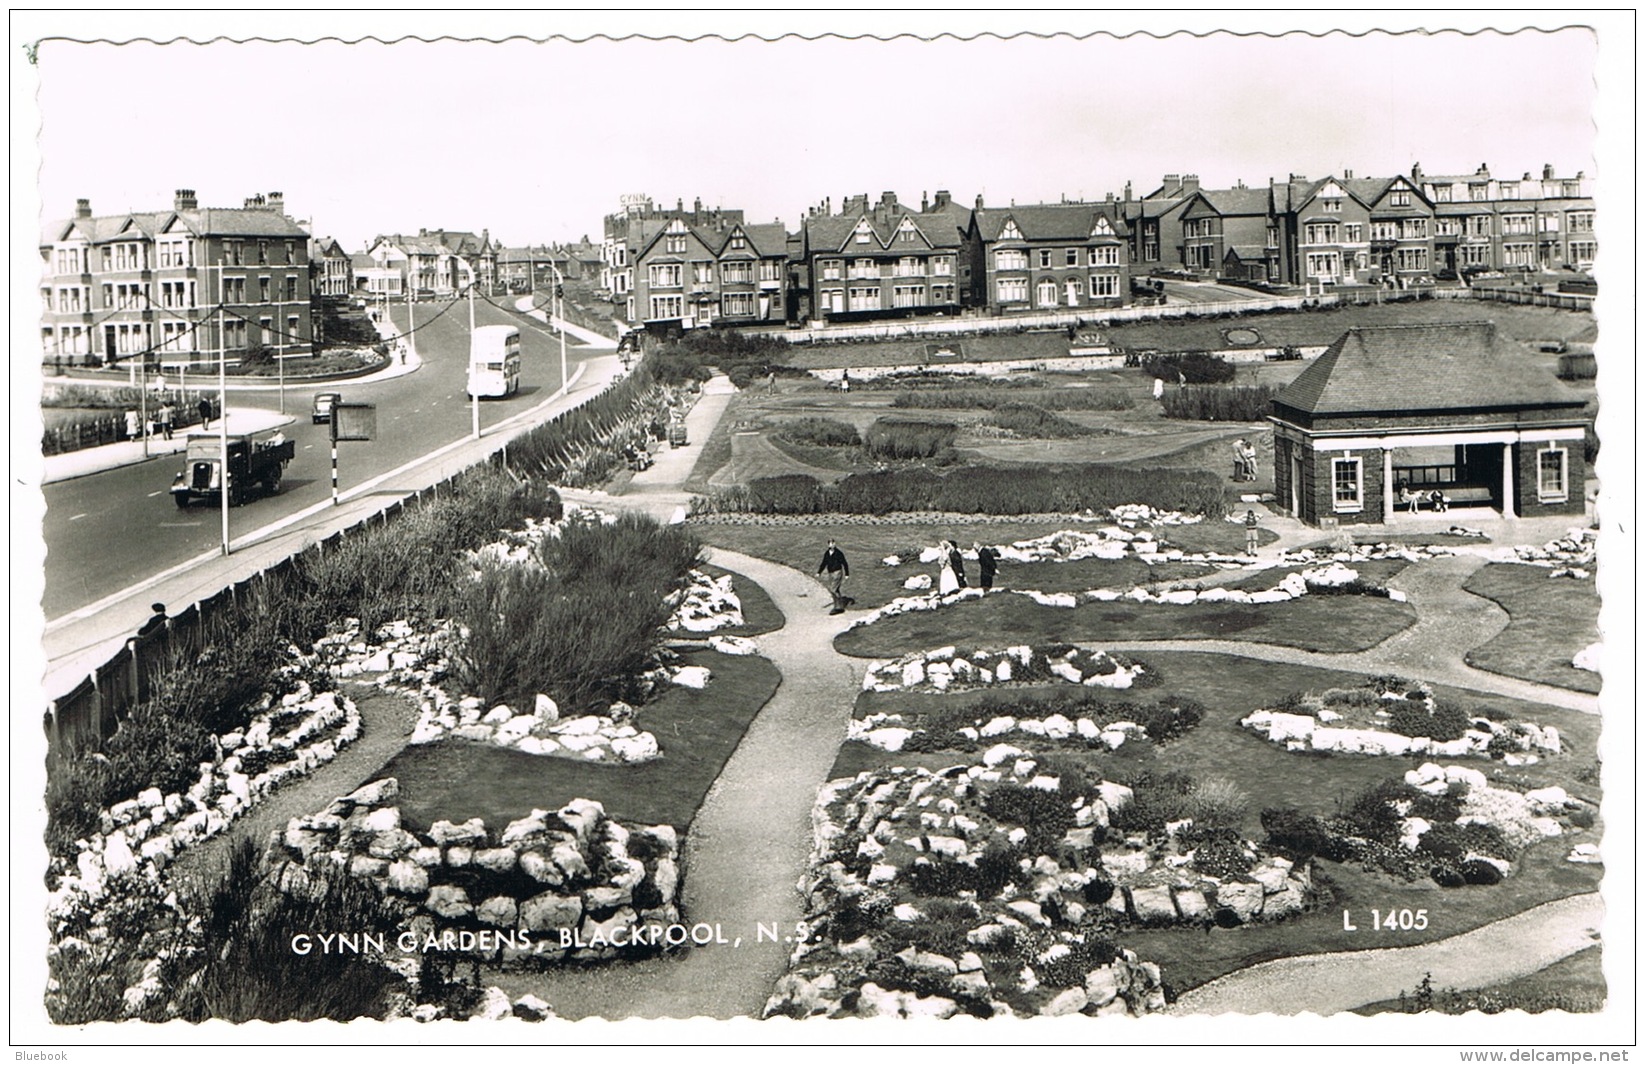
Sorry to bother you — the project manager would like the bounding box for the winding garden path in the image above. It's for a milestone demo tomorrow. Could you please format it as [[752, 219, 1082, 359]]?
[[1170, 893, 1604, 1015], [1101, 552, 1599, 715], [488, 548, 866, 1019]]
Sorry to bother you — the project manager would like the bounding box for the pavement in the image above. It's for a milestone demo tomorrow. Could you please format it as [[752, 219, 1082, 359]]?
[[39, 350, 629, 701], [39, 340, 428, 486], [511, 295, 620, 350]]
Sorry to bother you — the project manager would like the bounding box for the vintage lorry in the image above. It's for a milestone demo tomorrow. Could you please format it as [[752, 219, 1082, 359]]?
[[170, 429, 295, 507]]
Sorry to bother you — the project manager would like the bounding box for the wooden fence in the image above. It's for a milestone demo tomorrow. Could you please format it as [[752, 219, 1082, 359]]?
[[43, 355, 651, 765]]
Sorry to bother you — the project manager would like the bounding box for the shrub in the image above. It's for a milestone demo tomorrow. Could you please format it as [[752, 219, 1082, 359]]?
[[774, 417, 861, 448], [446, 513, 701, 709], [863, 418, 958, 460], [1460, 859, 1505, 885], [1384, 699, 1472, 743], [891, 386, 1132, 412], [1107, 769, 1194, 834], [978, 404, 1091, 439], [1160, 385, 1277, 422], [1339, 779, 1415, 846], [983, 782, 1075, 848], [1183, 777, 1250, 829], [1260, 806, 1335, 858], [1142, 351, 1235, 384], [178, 840, 407, 1021], [1189, 826, 1252, 879], [1321, 686, 1381, 708]]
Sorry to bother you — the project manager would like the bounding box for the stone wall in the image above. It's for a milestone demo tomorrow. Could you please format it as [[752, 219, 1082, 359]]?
[[269, 779, 682, 964]]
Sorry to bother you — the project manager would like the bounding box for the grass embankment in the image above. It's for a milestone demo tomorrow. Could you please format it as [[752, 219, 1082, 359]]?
[[827, 650, 1602, 998], [383, 649, 781, 833], [1462, 563, 1602, 694], [1352, 946, 1606, 1015], [833, 590, 1418, 657]]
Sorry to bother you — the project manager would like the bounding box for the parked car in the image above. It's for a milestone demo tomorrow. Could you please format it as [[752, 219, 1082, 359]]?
[[312, 391, 341, 424]]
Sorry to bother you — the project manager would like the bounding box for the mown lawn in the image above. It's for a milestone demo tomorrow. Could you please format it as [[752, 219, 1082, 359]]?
[[832, 587, 1418, 657], [695, 562, 785, 637], [1463, 563, 1602, 694], [820, 649, 1603, 999], [693, 519, 1272, 613], [381, 649, 781, 832]]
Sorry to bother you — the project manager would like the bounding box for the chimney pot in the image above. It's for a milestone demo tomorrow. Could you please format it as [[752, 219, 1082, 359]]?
[[975, 194, 985, 210]]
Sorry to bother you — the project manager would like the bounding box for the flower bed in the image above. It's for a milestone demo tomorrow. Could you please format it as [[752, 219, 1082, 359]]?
[[1241, 677, 1560, 763], [45, 675, 363, 1018], [665, 569, 745, 633], [861, 645, 1149, 695], [766, 758, 1313, 1018], [1265, 768, 1589, 888], [845, 689, 1203, 755], [270, 779, 682, 965]]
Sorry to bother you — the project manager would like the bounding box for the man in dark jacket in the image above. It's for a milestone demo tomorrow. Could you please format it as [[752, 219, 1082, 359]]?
[[817, 539, 850, 614], [973, 542, 1000, 590]]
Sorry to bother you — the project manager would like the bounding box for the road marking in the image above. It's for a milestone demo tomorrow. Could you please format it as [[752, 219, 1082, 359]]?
[[68, 513, 86, 521], [146, 490, 163, 498], [158, 522, 202, 528]]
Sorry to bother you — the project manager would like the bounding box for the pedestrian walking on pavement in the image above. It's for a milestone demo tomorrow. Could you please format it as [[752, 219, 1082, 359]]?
[[157, 403, 174, 440], [124, 410, 141, 441], [1243, 509, 1261, 557], [198, 396, 212, 429], [817, 538, 851, 614], [973, 542, 1000, 591], [136, 602, 168, 638]]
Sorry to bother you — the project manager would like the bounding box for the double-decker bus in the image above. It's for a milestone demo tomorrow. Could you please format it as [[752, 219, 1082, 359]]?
[[467, 324, 521, 398]]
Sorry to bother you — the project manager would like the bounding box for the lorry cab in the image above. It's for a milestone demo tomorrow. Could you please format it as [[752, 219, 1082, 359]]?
[[171, 428, 295, 507]]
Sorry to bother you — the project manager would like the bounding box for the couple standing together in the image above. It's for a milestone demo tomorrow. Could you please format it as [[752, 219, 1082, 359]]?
[[935, 539, 999, 595]]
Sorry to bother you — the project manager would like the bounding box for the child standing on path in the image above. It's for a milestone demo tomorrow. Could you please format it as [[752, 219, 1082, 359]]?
[[817, 538, 850, 615], [1244, 509, 1261, 557]]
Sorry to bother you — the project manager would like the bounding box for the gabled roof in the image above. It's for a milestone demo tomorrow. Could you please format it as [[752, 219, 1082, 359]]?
[[1274, 323, 1584, 416], [181, 208, 311, 238], [805, 206, 965, 254], [1184, 188, 1271, 218], [972, 203, 1130, 243]]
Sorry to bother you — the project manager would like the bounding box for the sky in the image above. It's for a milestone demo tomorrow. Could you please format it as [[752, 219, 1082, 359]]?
[[24, 14, 1604, 252]]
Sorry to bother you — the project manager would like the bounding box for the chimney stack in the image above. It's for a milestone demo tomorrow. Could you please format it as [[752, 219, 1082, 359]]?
[[174, 189, 197, 211], [880, 191, 898, 210], [267, 191, 284, 215], [934, 190, 952, 210], [921, 191, 929, 212], [1543, 163, 1555, 180], [1410, 162, 1422, 181], [1123, 181, 1132, 202], [975, 194, 985, 210], [75, 198, 92, 219], [1163, 174, 1180, 189], [1183, 174, 1200, 194]]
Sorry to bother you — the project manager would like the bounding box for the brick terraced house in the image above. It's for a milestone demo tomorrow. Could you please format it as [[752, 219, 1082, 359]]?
[[627, 214, 789, 329], [967, 198, 1132, 314], [797, 191, 971, 323], [40, 189, 314, 369]]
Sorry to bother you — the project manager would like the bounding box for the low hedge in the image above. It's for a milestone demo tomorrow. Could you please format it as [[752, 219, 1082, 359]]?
[[694, 462, 1229, 518], [1161, 385, 1278, 422], [863, 418, 958, 460]]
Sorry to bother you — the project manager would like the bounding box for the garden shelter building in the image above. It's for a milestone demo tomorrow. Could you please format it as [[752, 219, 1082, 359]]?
[[1269, 322, 1589, 526]]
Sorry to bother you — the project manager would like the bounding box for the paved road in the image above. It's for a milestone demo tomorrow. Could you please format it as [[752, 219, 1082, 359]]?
[[1160, 280, 1272, 305], [39, 295, 590, 622]]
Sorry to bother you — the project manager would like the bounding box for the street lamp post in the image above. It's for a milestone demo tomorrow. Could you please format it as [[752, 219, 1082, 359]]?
[[216, 263, 231, 556], [548, 259, 566, 395], [469, 266, 480, 440]]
